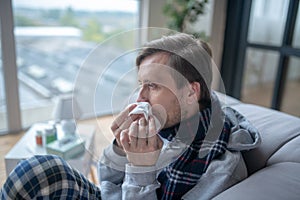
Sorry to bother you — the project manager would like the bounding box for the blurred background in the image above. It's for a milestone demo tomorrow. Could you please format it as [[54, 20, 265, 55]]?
[[0, 0, 299, 135]]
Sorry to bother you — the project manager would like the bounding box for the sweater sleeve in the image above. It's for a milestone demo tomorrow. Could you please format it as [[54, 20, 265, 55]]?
[[98, 142, 127, 200], [98, 143, 161, 200], [122, 164, 161, 200]]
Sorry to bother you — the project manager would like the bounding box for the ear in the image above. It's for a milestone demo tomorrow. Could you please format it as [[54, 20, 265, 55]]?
[[187, 82, 201, 104]]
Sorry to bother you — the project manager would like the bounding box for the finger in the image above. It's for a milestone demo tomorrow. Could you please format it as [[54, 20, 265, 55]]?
[[118, 114, 140, 131], [112, 108, 139, 140], [148, 116, 157, 137], [129, 121, 138, 148], [147, 117, 158, 148], [157, 136, 163, 149], [137, 118, 147, 149], [120, 129, 130, 151], [113, 118, 133, 140], [138, 117, 148, 139], [111, 104, 137, 131], [113, 126, 125, 147], [113, 114, 140, 147]]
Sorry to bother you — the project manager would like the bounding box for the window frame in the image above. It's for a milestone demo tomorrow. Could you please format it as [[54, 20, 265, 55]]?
[[221, 0, 300, 111], [0, 0, 22, 135]]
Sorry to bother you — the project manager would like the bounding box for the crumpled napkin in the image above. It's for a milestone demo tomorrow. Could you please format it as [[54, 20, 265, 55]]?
[[128, 102, 161, 131], [129, 102, 152, 120]]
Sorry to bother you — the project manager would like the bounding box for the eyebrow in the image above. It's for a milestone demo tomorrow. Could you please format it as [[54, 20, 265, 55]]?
[[138, 79, 151, 84]]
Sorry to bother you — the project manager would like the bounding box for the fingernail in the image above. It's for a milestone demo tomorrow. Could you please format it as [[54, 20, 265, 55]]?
[[141, 117, 148, 125], [139, 118, 143, 124]]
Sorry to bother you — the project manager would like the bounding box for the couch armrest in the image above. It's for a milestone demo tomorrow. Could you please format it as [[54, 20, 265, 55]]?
[[231, 104, 300, 174], [213, 162, 300, 200]]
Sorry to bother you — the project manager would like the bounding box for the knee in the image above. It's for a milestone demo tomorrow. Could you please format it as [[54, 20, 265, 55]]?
[[16, 155, 67, 175], [1, 155, 71, 199], [19, 155, 74, 182]]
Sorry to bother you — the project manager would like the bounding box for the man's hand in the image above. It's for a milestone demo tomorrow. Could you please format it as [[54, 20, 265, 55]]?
[[120, 117, 163, 166], [110, 104, 139, 153]]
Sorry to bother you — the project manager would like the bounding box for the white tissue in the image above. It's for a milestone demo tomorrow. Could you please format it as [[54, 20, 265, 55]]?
[[129, 102, 161, 131], [129, 102, 152, 120]]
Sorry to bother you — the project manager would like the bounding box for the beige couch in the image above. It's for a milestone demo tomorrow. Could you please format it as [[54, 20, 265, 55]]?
[[214, 94, 300, 199]]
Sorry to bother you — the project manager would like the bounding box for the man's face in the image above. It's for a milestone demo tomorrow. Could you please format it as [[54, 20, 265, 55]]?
[[136, 53, 191, 129]]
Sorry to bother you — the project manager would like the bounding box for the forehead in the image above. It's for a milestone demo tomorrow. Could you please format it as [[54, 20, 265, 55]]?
[[138, 53, 177, 88]]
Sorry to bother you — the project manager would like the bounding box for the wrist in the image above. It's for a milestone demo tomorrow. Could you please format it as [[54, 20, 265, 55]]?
[[126, 149, 161, 166]]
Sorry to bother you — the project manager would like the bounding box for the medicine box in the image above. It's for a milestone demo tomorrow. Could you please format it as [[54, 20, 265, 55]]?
[[46, 136, 85, 159]]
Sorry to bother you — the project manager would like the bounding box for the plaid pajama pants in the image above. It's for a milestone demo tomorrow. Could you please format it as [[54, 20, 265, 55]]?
[[0, 155, 101, 200]]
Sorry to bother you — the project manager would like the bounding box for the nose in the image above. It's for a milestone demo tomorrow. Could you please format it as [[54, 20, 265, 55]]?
[[136, 85, 148, 102]]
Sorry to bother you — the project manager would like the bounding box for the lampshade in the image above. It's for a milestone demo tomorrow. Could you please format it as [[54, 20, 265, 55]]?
[[52, 94, 81, 121]]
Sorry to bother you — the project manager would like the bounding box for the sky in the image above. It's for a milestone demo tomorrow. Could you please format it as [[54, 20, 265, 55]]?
[[13, 0, 138, 12]]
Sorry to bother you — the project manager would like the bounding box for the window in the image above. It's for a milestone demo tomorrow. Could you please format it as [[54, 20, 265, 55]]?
[[281, 56, 300, 116], [13, 0, 139, 127], [222, 0, 300, 117], [242, 48, 280, 107], [0, 0, 139, 133], [248, 0, 289, 46]]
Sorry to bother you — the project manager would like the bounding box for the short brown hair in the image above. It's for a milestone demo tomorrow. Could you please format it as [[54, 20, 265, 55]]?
[[136, 33, 212, 109]]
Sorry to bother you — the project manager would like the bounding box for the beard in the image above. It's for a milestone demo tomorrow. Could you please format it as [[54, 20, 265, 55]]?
[[151, 100, 181, 129]]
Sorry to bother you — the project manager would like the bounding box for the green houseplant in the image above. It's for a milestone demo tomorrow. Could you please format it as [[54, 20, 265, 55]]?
[[163, 0, 209, 39]]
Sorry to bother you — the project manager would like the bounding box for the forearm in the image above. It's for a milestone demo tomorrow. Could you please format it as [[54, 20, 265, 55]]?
[[98, 143, 160, 200], [98, 143, 128, 183], [122, 164, 160, 200], [98, 143, 127, 200]]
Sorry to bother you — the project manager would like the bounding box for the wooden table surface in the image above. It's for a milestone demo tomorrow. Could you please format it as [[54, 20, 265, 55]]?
[[0, 114, 114, 187]]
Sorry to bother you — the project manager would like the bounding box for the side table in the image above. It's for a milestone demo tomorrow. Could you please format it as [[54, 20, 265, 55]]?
[[5, 123, 95, 177]]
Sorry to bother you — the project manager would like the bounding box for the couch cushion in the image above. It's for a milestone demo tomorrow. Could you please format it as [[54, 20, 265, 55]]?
[[213, 162, 300, 200], [231, 104, 300, 174], [268, 135, 300, 165]]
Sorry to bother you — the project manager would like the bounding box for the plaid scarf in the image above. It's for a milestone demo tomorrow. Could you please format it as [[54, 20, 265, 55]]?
[[157, 107, 231, 200]]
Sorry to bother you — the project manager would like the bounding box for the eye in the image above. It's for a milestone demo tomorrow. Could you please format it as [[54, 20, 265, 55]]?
[[148, 83, 157, 89]]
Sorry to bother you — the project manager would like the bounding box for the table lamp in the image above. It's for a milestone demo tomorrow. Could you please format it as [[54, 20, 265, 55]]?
[[52, 94, 81, 135]]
